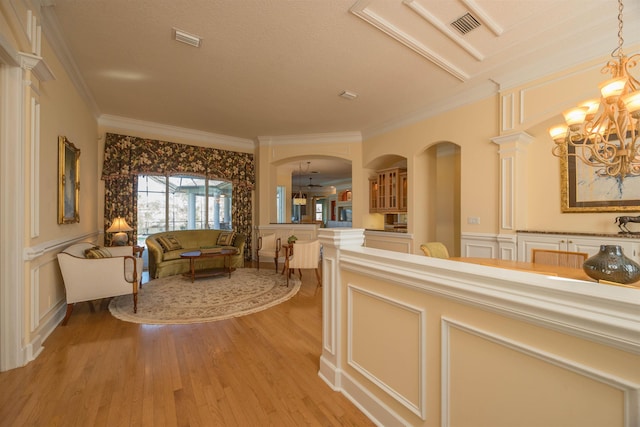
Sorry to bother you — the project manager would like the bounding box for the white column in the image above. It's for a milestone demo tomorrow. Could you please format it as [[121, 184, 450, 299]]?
[[491, 132, 533, 260], [317, 228, 365, 389]]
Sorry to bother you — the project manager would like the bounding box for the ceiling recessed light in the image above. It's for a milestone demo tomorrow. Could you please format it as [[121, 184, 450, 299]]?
[[339, 90, 358, 100], [173, 28, 202, 48]]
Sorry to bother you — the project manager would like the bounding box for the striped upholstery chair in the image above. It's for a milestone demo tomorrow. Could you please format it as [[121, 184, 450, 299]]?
[[284, 239, 321, 288]]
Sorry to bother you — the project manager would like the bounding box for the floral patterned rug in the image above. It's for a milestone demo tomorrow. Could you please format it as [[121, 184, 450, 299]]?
[[109, 268, 300, 324]]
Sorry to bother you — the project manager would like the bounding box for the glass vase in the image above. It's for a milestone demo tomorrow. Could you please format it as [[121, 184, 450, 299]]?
[[582, 245, 640, 284]]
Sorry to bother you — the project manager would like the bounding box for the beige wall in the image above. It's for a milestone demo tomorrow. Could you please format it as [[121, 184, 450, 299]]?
[[0, 1, 99, 359], [26, 35, 99, 344], [364, 96, 499, 253], [501, 47, 640, 235]]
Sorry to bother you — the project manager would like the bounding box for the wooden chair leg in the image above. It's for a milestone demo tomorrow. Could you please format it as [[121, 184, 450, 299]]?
[[133, 293, 138, 313], [256, 253, 260, 271], [312, 268, 322, 295], [274, 257, 278, 272], [61, 303, 74, 326]]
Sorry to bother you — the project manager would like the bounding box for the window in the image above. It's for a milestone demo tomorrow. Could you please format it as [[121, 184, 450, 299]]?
[[137, 174, 232, 244], [276, 185, 285, 223], [315, 200, 323, 222]]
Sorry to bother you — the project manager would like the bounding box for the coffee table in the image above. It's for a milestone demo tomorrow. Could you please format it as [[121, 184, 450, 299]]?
[[180, 248, 238, 282]]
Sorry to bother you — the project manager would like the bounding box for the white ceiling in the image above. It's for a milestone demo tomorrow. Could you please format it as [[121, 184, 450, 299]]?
[[41, 0, 640, 182]]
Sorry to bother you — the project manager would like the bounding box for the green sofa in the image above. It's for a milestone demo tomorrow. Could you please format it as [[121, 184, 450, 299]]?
[[146, 230, 246, 279]]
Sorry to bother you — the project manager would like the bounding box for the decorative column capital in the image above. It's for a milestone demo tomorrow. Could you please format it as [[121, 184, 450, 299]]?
[[491, 132, 534, 153]]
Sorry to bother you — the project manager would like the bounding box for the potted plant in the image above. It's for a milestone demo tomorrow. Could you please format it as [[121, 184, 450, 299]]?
[[287, 235, 298, 244]]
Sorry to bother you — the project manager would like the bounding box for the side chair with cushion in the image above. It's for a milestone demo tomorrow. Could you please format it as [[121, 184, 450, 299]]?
[[531, 249, 588, 269], [420, 242, 450, 259], [57, 242, 143, 325], [256, 233, 281, 271], [284, 239, 321, 289]]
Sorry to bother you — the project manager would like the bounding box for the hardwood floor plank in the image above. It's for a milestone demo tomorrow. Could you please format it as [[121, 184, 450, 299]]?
[[0, 263, 374, 426]]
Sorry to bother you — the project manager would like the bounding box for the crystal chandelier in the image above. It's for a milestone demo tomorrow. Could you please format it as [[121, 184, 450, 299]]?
[[549, 0, 640, 181]]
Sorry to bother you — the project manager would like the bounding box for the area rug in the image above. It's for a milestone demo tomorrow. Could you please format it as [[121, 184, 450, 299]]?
[[109, 268, 300, 325]]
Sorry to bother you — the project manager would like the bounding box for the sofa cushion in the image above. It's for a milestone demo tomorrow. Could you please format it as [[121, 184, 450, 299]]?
[[84, 246, 112, 259], [157, 234, 183, 252], [216, 231, 236, 246]]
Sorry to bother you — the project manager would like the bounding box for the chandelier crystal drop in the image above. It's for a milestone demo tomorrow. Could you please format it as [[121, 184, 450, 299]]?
[[549, 0, 640, 181]]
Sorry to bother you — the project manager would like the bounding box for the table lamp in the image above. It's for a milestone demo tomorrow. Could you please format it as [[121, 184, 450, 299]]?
[[107, 217, 132, 246]]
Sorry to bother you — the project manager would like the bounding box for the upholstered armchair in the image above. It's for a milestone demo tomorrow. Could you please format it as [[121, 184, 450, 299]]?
[[284, 239, 321, 288], [256, 233, 281, 271], [57, 242, 142, 325], [419, 242, 450, 259]]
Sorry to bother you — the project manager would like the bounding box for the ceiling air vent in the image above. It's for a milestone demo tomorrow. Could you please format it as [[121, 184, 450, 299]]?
[[173, 28, 202, 48], [450, 13, 481, 35]]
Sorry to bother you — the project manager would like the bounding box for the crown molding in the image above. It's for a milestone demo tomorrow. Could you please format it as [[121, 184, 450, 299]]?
[[98, 114, 255, 150]]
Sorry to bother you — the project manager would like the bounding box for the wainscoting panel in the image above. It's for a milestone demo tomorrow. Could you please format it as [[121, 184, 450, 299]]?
[[347, 285, 426, 419], [460, 232, 498, 258], [363, 230, 413, 254], [441, 318, 639, 427]]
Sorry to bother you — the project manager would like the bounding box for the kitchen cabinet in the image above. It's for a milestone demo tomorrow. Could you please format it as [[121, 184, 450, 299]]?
[[398, 172, 407, 211], [369, 178, 378, 212], [517, 231, 640, 263], [369, 168, 406, 213]]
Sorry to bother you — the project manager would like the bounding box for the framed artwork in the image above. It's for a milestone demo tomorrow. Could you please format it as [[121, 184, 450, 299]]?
[[58, 136, 80, 224], [561, 135, 640, 212]]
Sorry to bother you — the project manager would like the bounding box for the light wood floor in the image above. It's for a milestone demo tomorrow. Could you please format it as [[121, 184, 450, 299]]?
[[0, 263, 374, 426]]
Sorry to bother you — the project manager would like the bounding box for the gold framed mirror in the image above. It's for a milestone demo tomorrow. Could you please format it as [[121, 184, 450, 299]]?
[[58, 136, 80, 224]]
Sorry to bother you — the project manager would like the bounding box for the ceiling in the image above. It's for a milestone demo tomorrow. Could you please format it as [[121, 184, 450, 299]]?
[[41, 0, 640, 185]]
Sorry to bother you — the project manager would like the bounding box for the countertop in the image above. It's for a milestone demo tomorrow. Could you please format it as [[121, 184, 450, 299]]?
[[516, 230, 640, 239]]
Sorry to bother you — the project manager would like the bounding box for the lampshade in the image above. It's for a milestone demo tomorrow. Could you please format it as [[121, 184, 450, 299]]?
[[599, 77, 627, 102], [548, 125, 568, 143], [579, 99, 600, 119], [562, 107, 588, 131], [107, 217, 132, 246], [622, 90, 640, 117], [107, 217, 132, 232]]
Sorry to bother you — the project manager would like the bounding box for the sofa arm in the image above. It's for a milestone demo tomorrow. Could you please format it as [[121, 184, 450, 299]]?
[[234, 233, 247, 256], [145, 237, 164, 279]]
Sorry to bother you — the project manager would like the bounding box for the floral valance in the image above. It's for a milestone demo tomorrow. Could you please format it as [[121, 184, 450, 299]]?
[[102, 133, 255, 188]]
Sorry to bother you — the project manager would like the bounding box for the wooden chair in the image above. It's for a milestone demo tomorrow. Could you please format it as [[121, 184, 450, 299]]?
[[256, 234, 281, 271], [284, 239, 321, 289], [531, 249, 588, 269], [419, 242, 450, 259]]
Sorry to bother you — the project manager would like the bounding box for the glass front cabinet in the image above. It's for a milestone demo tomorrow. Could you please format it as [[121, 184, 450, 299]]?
[[369, 168, 407, 213]]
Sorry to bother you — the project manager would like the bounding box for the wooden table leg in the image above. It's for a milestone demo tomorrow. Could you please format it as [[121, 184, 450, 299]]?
[[190, 257, 195, 282]]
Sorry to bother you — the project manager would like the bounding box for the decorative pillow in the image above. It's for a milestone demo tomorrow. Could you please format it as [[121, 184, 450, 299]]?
[[157, 235, 183, 252], [216, 231, 236, 246], [84, 246, 112, 259]]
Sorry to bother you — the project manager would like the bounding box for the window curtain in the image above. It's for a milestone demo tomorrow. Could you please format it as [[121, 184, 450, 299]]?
[[102, 133, 255, 258]]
